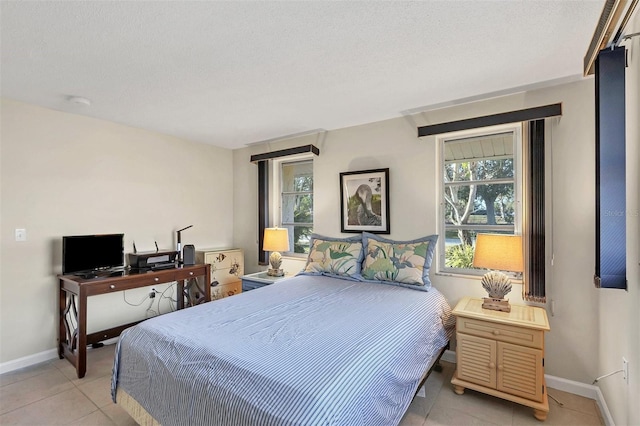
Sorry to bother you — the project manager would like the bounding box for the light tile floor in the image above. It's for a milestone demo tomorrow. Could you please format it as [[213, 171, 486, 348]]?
[[400, 361, 604, 426], [0, 344, 604, 425]]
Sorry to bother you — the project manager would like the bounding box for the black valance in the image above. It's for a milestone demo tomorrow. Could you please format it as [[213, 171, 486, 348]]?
[[417, 104, 562, 137], [250, 144, 319, 163]]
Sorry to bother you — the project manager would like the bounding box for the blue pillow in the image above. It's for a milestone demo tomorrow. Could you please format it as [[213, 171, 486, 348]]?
[[299, 234, 364, 281], [360, 232, 438, 290]]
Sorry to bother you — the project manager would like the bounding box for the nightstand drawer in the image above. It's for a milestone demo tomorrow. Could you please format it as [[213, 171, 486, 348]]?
[[241, 271, 291, 291], [457, 317, 544, 349], [242, 279, 266, 291]]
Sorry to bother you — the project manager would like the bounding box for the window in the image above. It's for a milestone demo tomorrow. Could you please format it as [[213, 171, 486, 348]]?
[[421, 106, 557, 302], [253, 144, 319, 265], [278, 159, 313, 256], [439, 125, 522, 277]]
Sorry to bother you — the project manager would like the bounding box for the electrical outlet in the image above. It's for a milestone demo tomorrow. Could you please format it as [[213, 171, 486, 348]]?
[[150, 287, 157, 298], [623, 358, 629, 384]]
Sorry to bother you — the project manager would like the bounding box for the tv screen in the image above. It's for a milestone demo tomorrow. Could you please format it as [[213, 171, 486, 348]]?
[[62, 234, 124, 274]]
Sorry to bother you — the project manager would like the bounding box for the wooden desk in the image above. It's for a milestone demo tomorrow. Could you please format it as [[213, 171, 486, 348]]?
[[58, 264, 211, 378]]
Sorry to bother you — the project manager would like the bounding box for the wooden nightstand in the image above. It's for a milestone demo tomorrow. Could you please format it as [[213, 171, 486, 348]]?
[[241, 271, 291, 291], [451, 297, 551, 421]]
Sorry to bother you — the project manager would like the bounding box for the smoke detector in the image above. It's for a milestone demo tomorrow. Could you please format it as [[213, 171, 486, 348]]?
[[66, 96, 91, 106]]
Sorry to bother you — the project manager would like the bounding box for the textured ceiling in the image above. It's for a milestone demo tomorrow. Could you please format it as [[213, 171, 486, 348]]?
[[0, 1, 603, 150]]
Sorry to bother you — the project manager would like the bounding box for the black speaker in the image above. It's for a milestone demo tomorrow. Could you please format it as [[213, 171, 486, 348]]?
[[183, 244, 195, 265]]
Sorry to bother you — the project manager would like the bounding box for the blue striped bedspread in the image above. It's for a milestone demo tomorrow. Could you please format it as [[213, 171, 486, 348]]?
[[111, 274, 454, 426]]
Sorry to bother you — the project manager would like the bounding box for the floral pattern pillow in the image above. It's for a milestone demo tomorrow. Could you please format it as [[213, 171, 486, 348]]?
[[361, 233, 438, 289], [301, 234, 364, 279]]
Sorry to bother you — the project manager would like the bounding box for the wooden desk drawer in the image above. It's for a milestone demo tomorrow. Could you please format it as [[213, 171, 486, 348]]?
[[175, 267, 205, 281], [457, 317, 544, 349], [86, 273, 176, 295]]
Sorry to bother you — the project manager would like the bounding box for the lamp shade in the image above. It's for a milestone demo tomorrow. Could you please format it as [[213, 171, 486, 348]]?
[[473, 234, 524, 273], [263, 228, 290, 252]]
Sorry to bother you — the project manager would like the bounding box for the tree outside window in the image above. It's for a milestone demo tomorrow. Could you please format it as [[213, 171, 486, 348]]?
[[442, 131, 519, 273], [281, 160, 313, 255]]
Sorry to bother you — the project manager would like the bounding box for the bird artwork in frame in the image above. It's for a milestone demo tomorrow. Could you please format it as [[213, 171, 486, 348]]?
[[340, 168, 390, 234]]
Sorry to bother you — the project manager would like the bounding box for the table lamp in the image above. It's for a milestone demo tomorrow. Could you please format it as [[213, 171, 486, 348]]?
[[263, 227, 290, 277], [472, 234, 524, 312]]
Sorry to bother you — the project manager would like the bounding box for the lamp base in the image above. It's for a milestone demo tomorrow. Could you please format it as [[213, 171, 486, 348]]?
[[482, 297, 511, 313], [267, 268, 284, 277]]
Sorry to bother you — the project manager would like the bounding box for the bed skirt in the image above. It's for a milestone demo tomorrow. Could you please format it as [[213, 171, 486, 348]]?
[[116, 389, 160, 426]]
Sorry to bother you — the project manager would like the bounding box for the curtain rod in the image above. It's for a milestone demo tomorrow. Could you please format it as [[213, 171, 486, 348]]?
[[617, 31, 640, 46]]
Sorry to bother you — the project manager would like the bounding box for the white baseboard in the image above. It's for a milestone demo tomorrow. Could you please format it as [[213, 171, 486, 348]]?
[[0, 349, 58, 375], [0, 337, 120, 376], [545, 375, 615, 426], [440, 351, 614, 426]]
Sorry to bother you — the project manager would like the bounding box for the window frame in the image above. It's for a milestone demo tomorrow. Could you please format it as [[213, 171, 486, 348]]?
[[437, 123, 524, 278], [270, 155, 314, 258]]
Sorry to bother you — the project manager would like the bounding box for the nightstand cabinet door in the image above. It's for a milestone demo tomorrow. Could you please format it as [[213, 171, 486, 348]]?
[[456, 333, 497, 388], [497, 341, 544, 402]]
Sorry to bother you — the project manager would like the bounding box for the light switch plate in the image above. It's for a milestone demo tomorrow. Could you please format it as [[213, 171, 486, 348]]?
[[15, 228, 27, 241]]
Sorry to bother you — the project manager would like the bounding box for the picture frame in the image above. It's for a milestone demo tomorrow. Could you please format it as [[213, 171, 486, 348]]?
[[340, 168, 390, 234]]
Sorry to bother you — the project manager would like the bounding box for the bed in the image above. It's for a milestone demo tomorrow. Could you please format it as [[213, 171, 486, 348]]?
[[111, 231, 454, 425], [111, 273, 453, 426]]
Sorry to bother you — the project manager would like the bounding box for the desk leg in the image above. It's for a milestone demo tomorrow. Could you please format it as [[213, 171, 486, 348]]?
[[58, 284, 65, 360], [180, 271, 212, 307], [204, 264, 211, 303], [177, 281, 185, 310], [76, 288, 87, 378], [59, 289, 83, 377]]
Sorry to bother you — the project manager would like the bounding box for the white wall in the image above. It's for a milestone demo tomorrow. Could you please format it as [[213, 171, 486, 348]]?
[[0, 99, 234, 364], [596, 10, 640, 426], [234, 79, 605, 389]]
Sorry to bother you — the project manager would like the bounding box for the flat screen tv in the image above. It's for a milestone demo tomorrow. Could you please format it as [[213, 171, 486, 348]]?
[[62, 234, 124, 274]]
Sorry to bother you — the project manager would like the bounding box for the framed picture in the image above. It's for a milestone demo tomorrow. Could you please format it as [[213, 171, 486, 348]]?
[[340, 168, 390, 234]]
